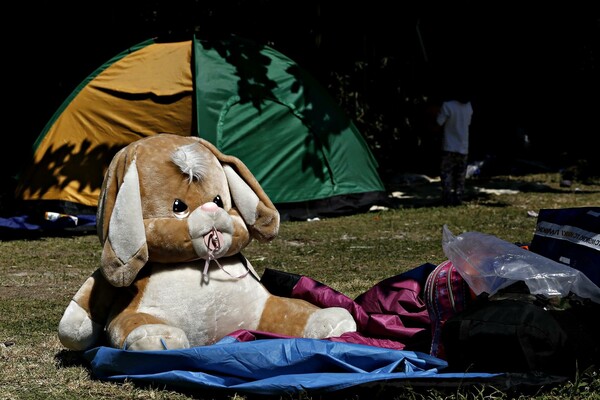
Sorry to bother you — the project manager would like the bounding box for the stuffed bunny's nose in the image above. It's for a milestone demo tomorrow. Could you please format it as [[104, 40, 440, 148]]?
[[201, 202, 219, 213]]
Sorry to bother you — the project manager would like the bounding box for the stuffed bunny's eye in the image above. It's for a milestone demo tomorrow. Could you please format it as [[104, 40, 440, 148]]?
[[173, 199, 189, 218], [213, 195, 224, 208]]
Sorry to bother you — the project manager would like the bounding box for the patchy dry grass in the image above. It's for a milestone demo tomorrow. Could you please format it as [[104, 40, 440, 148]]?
[[1, 172, 599, 399]]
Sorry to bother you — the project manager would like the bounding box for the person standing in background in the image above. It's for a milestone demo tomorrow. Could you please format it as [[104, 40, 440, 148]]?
[[436, 89, 473, 206]]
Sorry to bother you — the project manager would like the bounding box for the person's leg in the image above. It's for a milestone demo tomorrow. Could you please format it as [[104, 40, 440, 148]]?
[[452, 154, 468, 205], [440, 152, 454, 205]]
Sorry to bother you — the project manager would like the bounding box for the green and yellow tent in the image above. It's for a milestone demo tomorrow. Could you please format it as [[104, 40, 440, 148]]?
[[15, 35, 386, 222]]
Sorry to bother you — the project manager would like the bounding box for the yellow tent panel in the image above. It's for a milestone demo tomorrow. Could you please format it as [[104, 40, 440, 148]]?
[[16, 40, 194, 207]]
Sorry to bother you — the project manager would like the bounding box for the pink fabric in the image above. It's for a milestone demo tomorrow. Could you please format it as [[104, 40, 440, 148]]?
[[291, 263, 435, 351], [289, 276, 370, 328], [227, 264, 436, 351], [226, 329, 408, 350]]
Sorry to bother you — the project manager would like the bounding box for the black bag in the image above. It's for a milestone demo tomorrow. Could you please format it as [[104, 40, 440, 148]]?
[[441, 293, 600, 377]]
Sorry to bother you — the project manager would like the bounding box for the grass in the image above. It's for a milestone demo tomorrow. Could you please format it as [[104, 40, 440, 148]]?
[[1, 172, 599, 399]]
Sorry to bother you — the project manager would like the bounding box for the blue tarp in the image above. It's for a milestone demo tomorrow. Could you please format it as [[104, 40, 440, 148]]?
[[0, 214, 96, 234], [85, 337, 500, 396]]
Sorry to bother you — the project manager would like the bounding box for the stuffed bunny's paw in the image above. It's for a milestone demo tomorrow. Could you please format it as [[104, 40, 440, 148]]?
[[58, 300, 104, 351], [303, 307, 357, 338], [123, 324, 190, 351]]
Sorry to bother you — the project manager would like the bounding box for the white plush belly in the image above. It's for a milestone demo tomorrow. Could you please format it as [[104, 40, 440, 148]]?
[[136, 258, 269, 346]]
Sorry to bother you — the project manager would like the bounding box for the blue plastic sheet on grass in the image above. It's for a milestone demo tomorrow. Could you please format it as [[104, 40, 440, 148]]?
[[85, 337, 500, 396]]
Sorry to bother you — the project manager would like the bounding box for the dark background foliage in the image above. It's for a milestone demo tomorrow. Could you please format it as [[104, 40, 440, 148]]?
[[6, 2, 599, 189]]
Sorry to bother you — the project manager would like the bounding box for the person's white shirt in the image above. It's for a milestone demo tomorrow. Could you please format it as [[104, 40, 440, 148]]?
[[436, 100, 473, 155]]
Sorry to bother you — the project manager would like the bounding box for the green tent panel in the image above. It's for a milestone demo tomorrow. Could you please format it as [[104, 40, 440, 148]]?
[[15, 35, 386, 221]]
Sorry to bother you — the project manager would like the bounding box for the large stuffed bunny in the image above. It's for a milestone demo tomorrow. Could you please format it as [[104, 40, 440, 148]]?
[[58, 134, 356, 351]]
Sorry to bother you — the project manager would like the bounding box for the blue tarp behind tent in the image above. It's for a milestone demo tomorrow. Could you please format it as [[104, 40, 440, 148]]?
[[0, 214, 96, 237]]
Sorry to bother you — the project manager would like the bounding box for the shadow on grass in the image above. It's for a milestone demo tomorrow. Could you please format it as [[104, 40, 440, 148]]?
[[0, 226, 95, 242], [383, 176, 599, 209], [54, 349, 90, 369]]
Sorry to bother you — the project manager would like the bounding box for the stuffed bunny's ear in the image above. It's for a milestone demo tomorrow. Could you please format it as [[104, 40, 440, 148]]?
[[98, 154, 148, 287], [223, 165, 279, 241], [196, 138, 279, 241]]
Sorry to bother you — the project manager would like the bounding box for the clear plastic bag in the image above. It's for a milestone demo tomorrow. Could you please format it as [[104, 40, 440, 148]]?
[[441, 225, 600, 303]]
